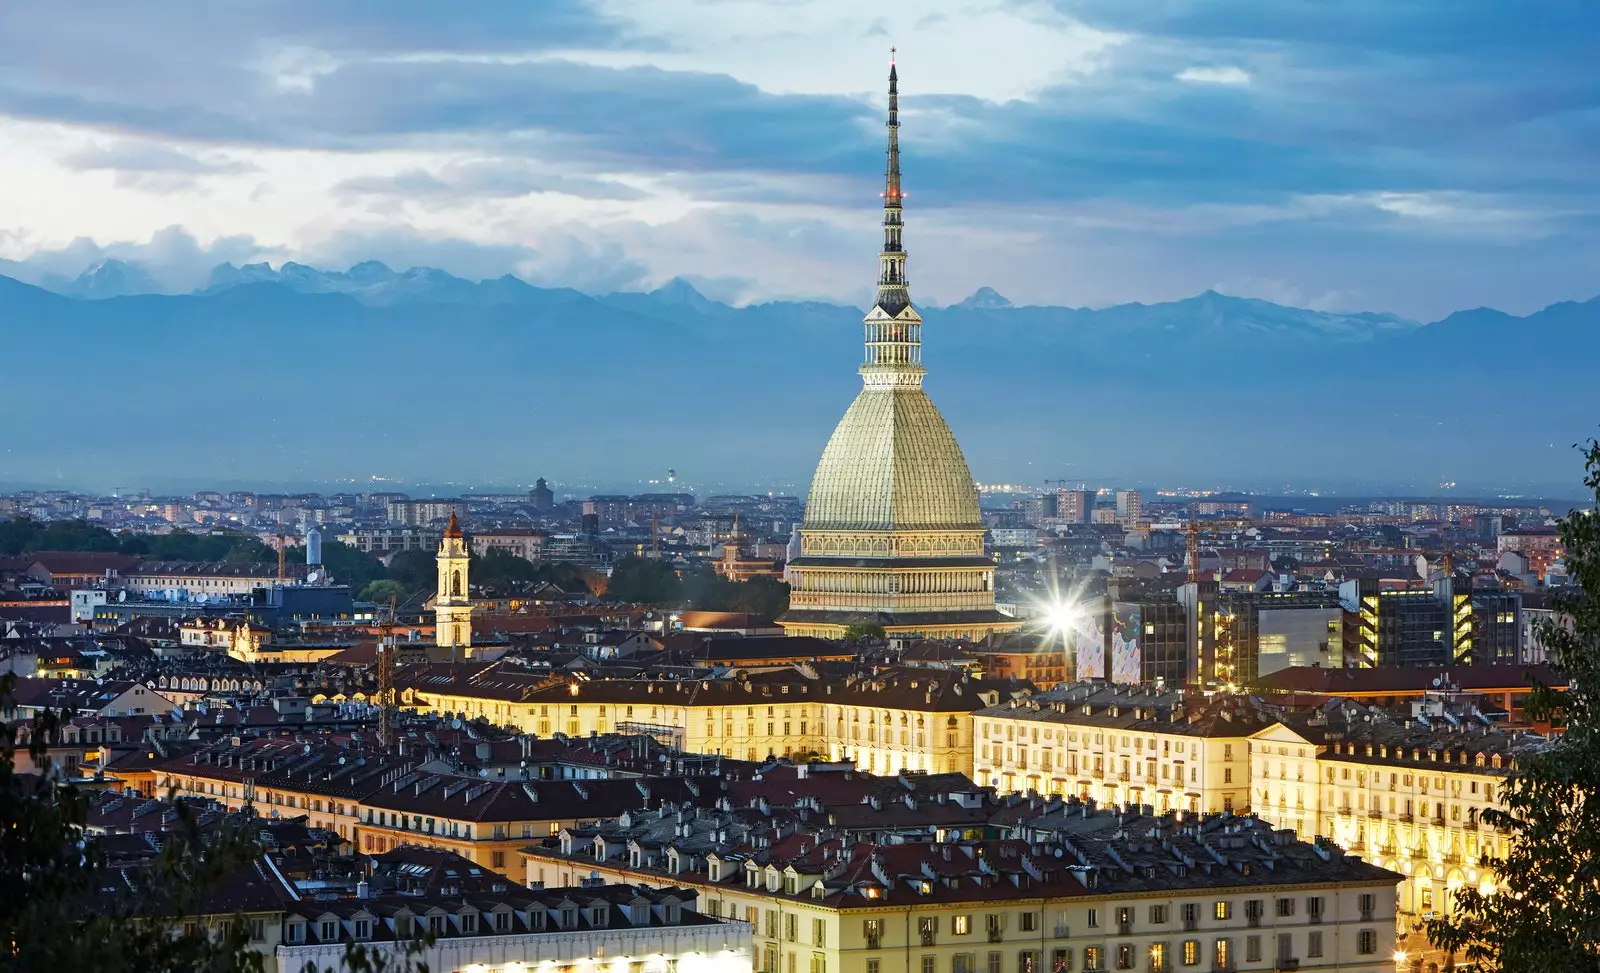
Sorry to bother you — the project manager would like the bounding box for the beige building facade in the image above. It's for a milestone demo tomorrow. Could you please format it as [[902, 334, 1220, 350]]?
[[971, 685, 1270, 815]]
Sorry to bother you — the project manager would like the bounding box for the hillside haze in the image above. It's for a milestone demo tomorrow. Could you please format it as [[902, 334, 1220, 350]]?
[[2, 261, 1595, 494]]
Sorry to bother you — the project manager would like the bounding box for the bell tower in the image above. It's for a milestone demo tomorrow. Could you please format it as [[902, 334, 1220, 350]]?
[[435, 510, 473, 651]]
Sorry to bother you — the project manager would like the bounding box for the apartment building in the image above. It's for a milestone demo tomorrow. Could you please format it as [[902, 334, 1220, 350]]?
[[1257, 703, 1541, 919], [526, 801, 1400, 973], [471, 528, 551, 562], [279, 883, 745, 973], [399, 663, 1029, 776], [148, 737, 717, 870], [121, 560, 308, 598], [971, 683, 1274, 815]]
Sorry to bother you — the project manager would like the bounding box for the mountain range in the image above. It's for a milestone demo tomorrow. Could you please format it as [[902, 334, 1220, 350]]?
[[1, 258, 1595, 493]]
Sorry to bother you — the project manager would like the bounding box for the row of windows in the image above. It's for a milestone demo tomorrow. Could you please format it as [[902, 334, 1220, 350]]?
[[869, 931, 1379, 973], [979, 725, 1205, 758], [1331, 767, 1497, 800], [867, 895, 1374, 945]]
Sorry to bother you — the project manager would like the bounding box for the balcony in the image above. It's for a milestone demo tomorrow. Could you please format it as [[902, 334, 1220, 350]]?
[[1117, 923, 1133, 937], [1118, 772, 1131, 783], [1463, 819, 1479, 831], [920, 932, 937, 947], [988, 931, 1005, 944], [866, 936, 882, 950], [1183, 919, 1198, 932], [1398, 813, 1414, 823], [1274, 960, 1300, 972], [1246, 915, 1262, 928], [1367, 810, 1382, 821], [1432, 817, 1447, 828]]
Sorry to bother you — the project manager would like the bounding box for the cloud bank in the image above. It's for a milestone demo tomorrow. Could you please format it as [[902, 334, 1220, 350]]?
[[0, 1, 1596, 318]]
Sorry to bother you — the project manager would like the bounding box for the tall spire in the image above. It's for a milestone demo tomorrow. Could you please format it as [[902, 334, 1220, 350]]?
[[862, 52, 923, 387]]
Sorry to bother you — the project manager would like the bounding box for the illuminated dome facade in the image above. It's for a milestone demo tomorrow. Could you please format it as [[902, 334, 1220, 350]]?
[[777, 61, 1020, 641]]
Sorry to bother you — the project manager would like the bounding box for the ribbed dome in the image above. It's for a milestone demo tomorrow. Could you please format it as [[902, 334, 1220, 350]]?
[[803, 385, 981, 530]]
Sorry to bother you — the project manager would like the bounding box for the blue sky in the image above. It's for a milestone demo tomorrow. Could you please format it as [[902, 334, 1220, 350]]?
[[1, 0, 1596, 319]]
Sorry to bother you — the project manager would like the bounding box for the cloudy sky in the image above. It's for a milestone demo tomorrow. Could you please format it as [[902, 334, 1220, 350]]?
[[1, 1, 1596, 320]]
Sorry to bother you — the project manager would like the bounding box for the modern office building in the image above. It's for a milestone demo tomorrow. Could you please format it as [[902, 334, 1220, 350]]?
[[1212, 591, 1343, 685], [1340, 580, 1454, 668]]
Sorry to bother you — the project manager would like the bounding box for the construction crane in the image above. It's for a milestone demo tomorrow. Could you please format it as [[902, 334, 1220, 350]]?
[[1187, 504, 1201, 584], [377, 596, 397, 747], [275, 534, 287, 581]]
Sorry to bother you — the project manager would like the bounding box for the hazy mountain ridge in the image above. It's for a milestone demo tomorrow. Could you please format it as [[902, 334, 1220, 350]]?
[[0, 260, 1595, 489], [15, 255, 1576, 341]]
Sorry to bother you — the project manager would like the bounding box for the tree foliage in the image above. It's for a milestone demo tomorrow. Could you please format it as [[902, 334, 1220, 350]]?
[[358, 579, 409, 606], [605, 556, 683, 604], [1427, 440, 1600, 971], [1, 682, 267, 972], [384, 548, 438, 593], [474, 548, 539, 587], [0, 518, 278, 564], [681, 569, 790, 620], [0, 678, 428, 973], [0, 517, 121, 555], [843, 622, 887, 640]]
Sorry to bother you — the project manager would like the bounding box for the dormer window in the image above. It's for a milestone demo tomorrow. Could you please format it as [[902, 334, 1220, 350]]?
[[319, 920, 337, 942], [461, 913, 477, 934], [590, 907, 609, 928], [494, 911, 510, 932], [708, 859, 721, 882], [287, 921, 306, 944], [665, 903, 681, 924], [355, 919, 371, 940]]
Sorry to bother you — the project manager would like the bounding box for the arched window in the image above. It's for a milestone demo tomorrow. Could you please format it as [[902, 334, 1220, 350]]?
[[451, 570, 462, 597]]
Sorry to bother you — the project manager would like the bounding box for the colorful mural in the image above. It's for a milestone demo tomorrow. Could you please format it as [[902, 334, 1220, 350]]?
[[1111, 602, 1142, 684], [1073, 609, 1106, 681]]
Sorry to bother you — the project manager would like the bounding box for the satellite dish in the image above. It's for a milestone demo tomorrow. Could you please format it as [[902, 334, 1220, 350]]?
[[452, 719, 463, 730], [303, 744, 311, 754], [338, 755, 346, 765]]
